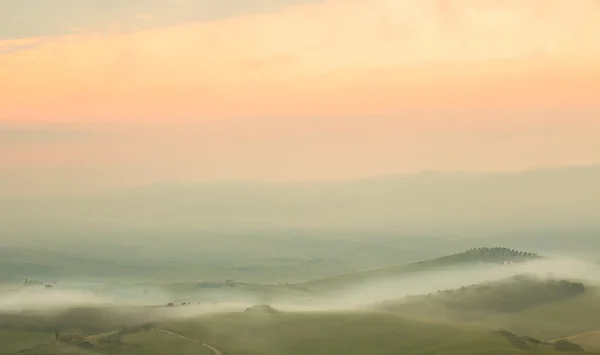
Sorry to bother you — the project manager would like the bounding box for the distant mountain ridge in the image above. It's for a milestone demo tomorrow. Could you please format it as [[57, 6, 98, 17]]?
[[2, 165, 599, 240]]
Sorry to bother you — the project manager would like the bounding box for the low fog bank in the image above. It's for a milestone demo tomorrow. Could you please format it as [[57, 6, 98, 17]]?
[[0, 280, 299, 315], [0, 282, 174, 312], [270, 257, 600, 312], [131, 256, 600, 319], [2, 256, 599, 321], [0, 288, 112, 312]]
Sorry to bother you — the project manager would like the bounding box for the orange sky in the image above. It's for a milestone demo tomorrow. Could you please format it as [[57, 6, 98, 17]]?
[[1, 0, 599, 124], [1, 0, 599, 191]]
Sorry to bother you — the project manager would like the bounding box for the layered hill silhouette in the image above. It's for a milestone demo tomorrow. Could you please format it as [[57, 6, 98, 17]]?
[[379, 275, 586, 317], [4, 165, 600, 238], [296, 247, 541, 291]]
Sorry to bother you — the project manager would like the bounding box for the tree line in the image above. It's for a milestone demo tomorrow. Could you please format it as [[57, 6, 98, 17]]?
[[464, 247, 538, 258]]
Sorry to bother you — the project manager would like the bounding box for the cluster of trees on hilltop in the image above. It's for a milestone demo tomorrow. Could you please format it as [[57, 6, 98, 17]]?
[[454, 247, 539, 264], [464, 247, 538, 258], [381, 276, 585, 316], [413, 247, 541, 271]]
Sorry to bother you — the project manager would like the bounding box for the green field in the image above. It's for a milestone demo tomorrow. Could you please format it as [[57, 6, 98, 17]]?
[[0, 330, 51, 354], [116, 330, 214, 355], [483, 290, 600, 340], [377, 276, 600, 341], [0, 307, 582, 355], [3, 307, 597, 355], [159, 310, 571, 355], [1, 330, 213, 355]]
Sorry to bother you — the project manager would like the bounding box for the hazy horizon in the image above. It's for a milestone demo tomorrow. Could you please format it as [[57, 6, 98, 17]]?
[[2, 0, 600, 196], [2, 165, 599, 248]]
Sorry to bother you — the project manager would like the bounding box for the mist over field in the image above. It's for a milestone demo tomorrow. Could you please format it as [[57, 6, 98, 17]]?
[[1, 255, 598, 316], [310, 257, 600, 309]]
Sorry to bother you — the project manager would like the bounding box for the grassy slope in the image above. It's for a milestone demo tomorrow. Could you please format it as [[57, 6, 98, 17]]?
[[2, 330, 213, 355], [380, 276, 586, 316], [559, 330, 600, 351], [161, 311, 565, 355], [3, 308, 597, 355], [482, 289, 600, 340], [0, 330, 51, 354], [376, 276, 600, 342], [130, 247, 546, 305], [296, 249, 540, 291], [3, 288, 600, 354], [146, 248, 540, 301], [118, 330, 214, 355]]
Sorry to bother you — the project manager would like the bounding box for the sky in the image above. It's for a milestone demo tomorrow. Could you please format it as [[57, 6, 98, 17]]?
[[1, 0, 600, 194]]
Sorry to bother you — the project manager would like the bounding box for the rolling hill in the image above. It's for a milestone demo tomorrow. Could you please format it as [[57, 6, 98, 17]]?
[[159, 310, 573, 355], [483, 289, 600, 341], [3, 310, 579, 355], [2, 330, 215, 355], [372, 272, 600, 342], [379, 275, 586, 318], [125, 247, 543, 304], [295, 247, 541, 292]]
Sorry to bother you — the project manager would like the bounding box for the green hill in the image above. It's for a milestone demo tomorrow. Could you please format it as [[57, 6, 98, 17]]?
[[483, 289, 600, 341], [374, 274, 600, 342], [379, 275, 585, 316], [4, 299, 595, 355], [296, 247, 540, 292], [2, 330, 214, 355], [159, 310, 571, 355], [2, 310, 579, 355], [0, 330, 51, 354]]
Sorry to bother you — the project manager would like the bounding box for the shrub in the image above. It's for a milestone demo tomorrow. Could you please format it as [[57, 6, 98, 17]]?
[[554, 339, 584, 352]]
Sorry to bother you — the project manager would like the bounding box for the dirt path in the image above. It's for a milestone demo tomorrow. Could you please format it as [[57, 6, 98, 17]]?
[[153, 328, 223, 355], [549, 328, 600, 342]]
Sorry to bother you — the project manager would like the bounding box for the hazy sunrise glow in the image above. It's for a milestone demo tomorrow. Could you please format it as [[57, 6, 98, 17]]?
[[1, 0, 599, 192]]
